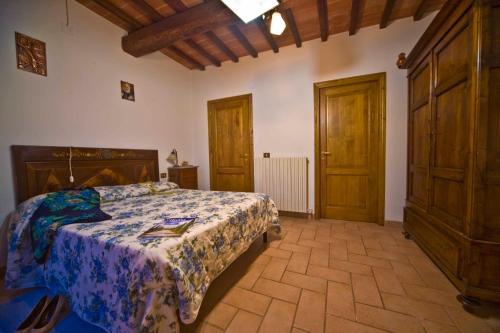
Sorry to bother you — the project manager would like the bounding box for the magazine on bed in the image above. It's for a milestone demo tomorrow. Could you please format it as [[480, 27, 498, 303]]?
[[139, 217, 196, 238]]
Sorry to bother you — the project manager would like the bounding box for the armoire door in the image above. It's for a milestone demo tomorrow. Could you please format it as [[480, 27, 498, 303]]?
[[207, 94, 254, 192], [428, 14, 472, 233], [315, 73, 386, 224], [407, 58, 431, 211]]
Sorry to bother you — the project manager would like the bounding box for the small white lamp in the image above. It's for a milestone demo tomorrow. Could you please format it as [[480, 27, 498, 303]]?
[[270, 11, 286, 35], [166, 149, 179, 167]]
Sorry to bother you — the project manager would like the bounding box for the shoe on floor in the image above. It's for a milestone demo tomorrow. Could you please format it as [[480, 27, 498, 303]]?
[[15, 295, 49, 333], [31, 295, 70, 333]]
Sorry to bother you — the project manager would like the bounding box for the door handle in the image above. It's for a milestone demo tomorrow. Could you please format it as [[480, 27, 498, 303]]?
[[321, 151, 331, 155], [240, 153, 249, 158]]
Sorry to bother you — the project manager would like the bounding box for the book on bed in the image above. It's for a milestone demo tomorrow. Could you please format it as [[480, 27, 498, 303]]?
[[139, 217, 196, 238]]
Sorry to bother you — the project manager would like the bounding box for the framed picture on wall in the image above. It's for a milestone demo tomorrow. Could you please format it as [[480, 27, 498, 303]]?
[[121, 80, 135, 101], [15, 32, 47, 76]]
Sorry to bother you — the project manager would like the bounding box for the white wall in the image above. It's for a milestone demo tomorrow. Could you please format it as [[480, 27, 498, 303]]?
[[0, 0, 194, 221], [191, 15, 435, 221], [0, 0, 435, 223]]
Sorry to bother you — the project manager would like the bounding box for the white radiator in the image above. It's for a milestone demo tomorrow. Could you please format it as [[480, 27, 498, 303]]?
[[254, 157, 309, 213]]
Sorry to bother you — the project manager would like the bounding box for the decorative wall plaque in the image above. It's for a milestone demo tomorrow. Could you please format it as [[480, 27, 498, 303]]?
[[15, 32, 47, 76], [121, 80, 135, 102]]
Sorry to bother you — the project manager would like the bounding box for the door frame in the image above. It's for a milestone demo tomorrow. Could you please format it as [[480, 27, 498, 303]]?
[[207, 93, 255, 192], [313, 72, 386, 224]]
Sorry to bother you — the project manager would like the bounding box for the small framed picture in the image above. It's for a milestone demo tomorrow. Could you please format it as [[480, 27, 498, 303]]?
[[16, 32, 47, 76], [121, 80, 135, 101]]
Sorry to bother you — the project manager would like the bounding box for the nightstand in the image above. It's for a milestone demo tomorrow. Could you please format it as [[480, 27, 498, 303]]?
[[168, 166, 198, 189]]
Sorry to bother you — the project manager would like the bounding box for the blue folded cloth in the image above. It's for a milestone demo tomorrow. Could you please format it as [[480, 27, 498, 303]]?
[[30, 188, 111, 263]]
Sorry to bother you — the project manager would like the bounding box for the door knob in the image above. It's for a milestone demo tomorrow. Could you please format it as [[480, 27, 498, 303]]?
[[321, 151, 331, 155]]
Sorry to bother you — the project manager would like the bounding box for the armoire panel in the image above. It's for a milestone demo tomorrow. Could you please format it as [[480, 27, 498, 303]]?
[[434, 82, 469, 170], [475, 61, 500, 241], [482, 65, 500, 240], [431, 177, 465, 232], [409, 169, 428, 206], [492, 5, 500, 56], [435, 19, 471, 87], [411, 105, 430, 168], [408, 60, 431, 210], [405, 208, 461, 276], [469, 243, 500, 292], [411, 65, 430, 106], [473, 3, 500, 243]]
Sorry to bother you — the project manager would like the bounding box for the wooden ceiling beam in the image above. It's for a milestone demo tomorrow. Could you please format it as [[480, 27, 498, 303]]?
[[164, 0, 188, 12], [91, 0, 142, 30], [205, 31, 239, 63], [129, 0, 163, 22], [255, 18, 279, 53], [184, 39, 221, 67], [284, 8, 301, 48], [168, 45, 205, 70], [413, 0, 428, 21], [349, 0, 361, 35], [317, 0, 328, 41], [93, 0, 205, 70], [380, 0, 395, 29], [122, 0, 239, 57], [229, 25, 258, 58], [163, 0, 222, 68]]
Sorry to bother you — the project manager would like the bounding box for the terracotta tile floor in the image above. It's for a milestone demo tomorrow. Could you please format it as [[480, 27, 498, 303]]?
[[2, 218, 500, 332], [182, 218, 500, 333]]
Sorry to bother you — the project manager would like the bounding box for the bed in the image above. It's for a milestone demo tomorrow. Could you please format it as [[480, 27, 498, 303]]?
[[5, 145, 279, 333]]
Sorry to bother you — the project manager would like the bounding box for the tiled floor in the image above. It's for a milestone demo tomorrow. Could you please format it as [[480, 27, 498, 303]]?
[[2, 218, 500, 333], [183, 218, 500, 333]]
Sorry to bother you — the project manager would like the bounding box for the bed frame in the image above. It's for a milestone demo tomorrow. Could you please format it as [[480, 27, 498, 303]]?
[[11, 145, 159, 204]]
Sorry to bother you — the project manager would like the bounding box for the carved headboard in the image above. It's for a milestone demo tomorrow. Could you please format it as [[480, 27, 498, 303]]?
[[11, 145, 159, 204]]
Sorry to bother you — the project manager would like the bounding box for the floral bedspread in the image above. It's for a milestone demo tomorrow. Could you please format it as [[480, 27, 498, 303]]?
[[5, 188, 279, 333]]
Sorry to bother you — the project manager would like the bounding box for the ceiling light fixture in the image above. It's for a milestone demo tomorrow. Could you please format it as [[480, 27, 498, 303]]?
[[221, 0, 279, 23], [270, 11, 286, 35]]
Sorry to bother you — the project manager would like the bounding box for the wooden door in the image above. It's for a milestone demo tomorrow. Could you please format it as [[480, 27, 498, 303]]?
[[315, 73, 385, 224], [208, 94, 254, 192]]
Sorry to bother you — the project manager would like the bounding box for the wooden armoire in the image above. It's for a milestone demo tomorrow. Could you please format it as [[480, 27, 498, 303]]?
[[403, 0, 500, 302]]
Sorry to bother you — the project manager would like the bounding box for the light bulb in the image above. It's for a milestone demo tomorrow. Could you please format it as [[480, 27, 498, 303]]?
[[270, 11, 286, 35]]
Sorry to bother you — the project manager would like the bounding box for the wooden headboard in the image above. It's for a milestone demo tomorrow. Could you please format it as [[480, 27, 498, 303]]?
[[11, 145, 159, 204]]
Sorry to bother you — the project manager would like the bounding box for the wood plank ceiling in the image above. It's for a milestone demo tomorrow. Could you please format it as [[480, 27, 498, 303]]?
[[76, 0, 445, 70]]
